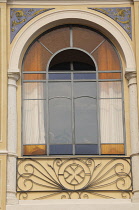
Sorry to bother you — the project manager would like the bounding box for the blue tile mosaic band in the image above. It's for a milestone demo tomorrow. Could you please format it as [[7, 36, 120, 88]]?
[[88, 7, 132, 39], [10, 8, 54, 43]]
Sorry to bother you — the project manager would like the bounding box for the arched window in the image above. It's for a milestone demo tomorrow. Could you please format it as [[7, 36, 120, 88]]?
[[22, 25, 124, 156]]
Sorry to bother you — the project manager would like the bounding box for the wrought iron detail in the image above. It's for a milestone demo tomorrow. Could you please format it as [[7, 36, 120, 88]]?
[[17, 158, 132, 200]]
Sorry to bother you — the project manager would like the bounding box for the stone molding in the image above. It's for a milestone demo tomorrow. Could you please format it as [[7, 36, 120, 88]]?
[[125, 71, 137, 80], [7, 0, 132, 5], [6, 199, 139, 210], [8, 72, 20, 81]]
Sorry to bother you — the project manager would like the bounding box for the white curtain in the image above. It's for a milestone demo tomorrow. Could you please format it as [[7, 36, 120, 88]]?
[[23, 83, 45, 145], [99, 82, 124, 143]]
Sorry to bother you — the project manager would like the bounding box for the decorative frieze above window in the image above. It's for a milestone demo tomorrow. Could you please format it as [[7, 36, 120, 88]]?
[[10, 7, 132, 43], [89, 7, 132, 39], [10, 8, 55, 42]]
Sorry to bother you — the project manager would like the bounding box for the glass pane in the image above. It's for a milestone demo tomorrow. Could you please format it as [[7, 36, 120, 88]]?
[[74, 73, 96, 80], [93, 40, 121, 71], [75, 144, 98, 155], [74, 82, 97, 98], [23, 73, 46, 80], [75, 97, 98, 144], [49, 145, 72, 155], [73, 27, 104, 53], [23, 83, 46, 99], [98, 72, 121, 80], [100, 99, 124, 143], [49, 82, 71, 98], [49, 98, 72, 144], [23, 41, 51, 72], [49, 62, 70, 70], [23, 100, 46, 145], [23, 145, 46, 156], [38, 27, 70, 53], [49, 49, 95, 71], [101, 144, 124, 155], [99, 82, 122, 98], [49, 73, 71, 80], [73, 62, 96, 70]]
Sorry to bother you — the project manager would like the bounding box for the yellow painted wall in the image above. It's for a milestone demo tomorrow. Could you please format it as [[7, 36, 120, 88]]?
[[0, 2, 7, 210]]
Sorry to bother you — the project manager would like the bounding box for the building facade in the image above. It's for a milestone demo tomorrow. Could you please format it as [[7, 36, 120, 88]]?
[[0, 0, 139, 209]]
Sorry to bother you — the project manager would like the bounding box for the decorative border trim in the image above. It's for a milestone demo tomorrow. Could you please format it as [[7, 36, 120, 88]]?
[[88, 7, 132, 39], [10, 8, 55, 43], [7, 0, 133, 5]]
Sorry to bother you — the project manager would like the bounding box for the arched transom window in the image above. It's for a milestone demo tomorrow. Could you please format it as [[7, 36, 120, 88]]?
[[22, 25, 124, 156]]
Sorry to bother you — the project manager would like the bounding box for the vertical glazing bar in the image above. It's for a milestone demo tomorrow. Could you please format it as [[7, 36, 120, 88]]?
[[71, 62, 75, 155], [21, 63, 24, 156], [70, 25, 73, 48], [121, 70, 126, 155], [97, 68, 101, 155], [46, 67, 49, 155]]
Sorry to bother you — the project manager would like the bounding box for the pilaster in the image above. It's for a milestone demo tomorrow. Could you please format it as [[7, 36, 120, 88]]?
[[125, 71, 139, 203], [7, 72, 20, 205]]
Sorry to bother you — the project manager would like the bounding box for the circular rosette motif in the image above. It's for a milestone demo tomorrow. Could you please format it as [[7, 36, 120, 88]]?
[[58, 159, 91, 190]]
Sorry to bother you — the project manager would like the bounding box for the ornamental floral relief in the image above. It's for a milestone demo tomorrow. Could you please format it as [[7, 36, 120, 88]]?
[[10, 7, 132, 43], [88, 7, 132, 39], [10, 8, 54, 42], [17, 158, 132, 200]]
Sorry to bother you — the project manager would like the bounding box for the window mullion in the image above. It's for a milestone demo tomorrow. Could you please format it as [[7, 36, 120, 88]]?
[[97, 69, 101, 155], [71, 62, 75, 155], [46, 69, 49, 155], [70, 25, 73, 48]]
